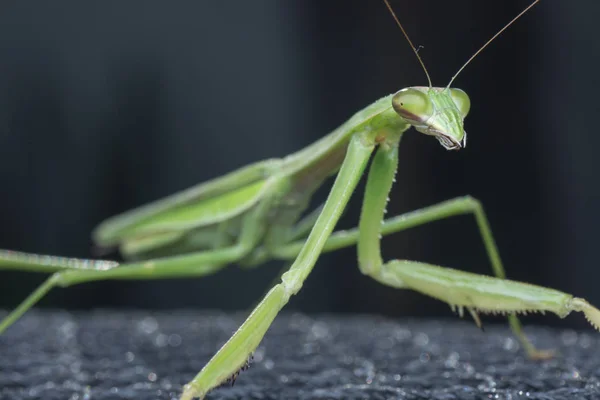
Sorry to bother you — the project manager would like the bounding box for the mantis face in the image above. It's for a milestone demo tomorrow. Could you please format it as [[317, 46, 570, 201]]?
[[392, 86, 470, 150]]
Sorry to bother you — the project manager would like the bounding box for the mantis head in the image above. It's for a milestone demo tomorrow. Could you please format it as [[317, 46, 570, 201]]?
[[392, 87, 470, 150], [383, 0, 538, 151]]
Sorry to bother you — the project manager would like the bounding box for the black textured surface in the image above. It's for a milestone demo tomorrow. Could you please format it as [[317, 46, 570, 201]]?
[[1, 311, 599, 400]]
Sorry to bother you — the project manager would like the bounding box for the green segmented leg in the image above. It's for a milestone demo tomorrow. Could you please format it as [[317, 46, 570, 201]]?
[[354, 142, 560, 358], [179, 132, 377, 400], [0, 180, 283, 335], [275, 197, 492, 258], [0, 250, 120, 273], [275, 194, 565, 341], [270, 147, 553, 358], [246, 164, 566, 358], [373, 260, 600, 332]]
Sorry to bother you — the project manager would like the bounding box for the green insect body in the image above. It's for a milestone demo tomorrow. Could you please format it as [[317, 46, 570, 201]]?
[[2, 1, 598, 399]]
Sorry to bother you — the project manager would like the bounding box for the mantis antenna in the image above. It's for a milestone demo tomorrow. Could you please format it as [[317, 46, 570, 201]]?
[[383, 0, 433, 88], [447, 0, 540, 87]]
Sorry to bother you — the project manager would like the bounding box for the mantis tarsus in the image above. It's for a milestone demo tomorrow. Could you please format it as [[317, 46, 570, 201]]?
[[1, 1, 599, 399]]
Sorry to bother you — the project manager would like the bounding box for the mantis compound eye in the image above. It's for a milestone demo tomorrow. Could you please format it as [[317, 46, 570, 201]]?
[[392, 87, 434, 124], [449, 88, 471, 118]]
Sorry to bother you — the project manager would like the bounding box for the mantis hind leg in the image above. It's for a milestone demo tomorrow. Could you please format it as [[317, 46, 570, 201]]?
[[0, 179, 283, 335], [0, 242, 250, 335]]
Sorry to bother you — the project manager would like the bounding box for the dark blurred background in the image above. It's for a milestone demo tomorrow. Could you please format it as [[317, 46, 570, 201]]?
[[0, 1, 599, 331]]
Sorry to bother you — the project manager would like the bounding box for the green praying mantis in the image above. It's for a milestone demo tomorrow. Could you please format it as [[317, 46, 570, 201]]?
[[1, 1, 600, 399]]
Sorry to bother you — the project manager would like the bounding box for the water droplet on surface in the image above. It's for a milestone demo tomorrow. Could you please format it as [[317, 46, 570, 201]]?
[[463, 363, 475, 376], [309, 322, 329, 340], [444, 351, 460, 368], [561, 329, 578, 346], [414, 332, 429, 346], [154, 333, 168, 347], [168, 334, 182, 347], [502, 337, 518, 352], [393, 327, 411, 341], [263, 359, 274, 370], [579, 333, 592, 349], [253, 347, 265, 362], [138, 317, 158, 334]]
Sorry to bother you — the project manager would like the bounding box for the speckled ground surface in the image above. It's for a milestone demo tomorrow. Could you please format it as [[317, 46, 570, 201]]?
[[0, 310, 599, 400]]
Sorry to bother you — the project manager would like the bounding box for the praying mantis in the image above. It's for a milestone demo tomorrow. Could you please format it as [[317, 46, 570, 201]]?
[[1, 1, 600, 399]]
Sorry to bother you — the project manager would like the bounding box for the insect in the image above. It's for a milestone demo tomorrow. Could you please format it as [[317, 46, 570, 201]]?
[[1, 1, 599, 399]]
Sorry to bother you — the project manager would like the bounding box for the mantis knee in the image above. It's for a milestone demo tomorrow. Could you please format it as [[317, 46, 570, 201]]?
[[459, 195, 482, 210]]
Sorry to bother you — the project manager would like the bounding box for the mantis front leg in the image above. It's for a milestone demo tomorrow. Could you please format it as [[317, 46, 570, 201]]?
[[357, 143, 600, 357], [180, 133, 377, 400]]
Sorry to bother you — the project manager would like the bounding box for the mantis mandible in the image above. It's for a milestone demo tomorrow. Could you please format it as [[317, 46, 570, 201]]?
[[1, 1, 599, 399]]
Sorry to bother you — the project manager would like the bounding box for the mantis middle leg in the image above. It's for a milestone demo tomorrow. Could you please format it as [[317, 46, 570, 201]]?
[[275, 195, 548, 357]]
